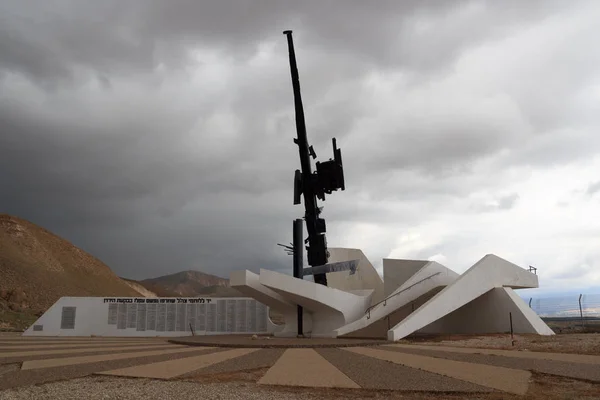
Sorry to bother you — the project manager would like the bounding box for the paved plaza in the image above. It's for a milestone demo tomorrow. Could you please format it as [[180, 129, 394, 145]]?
[[1, 335, 599, 397]]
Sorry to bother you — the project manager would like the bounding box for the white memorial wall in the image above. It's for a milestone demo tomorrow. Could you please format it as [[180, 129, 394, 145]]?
[[23, 296, 276, 337]]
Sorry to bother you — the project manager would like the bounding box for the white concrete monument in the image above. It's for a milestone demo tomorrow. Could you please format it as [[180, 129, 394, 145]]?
[[230, 248, 555, 340]]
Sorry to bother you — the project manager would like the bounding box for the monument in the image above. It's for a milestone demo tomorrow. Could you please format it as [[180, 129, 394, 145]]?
[[24, 31, 556, 341], [277, 30, 361, 336], [229, 31, 555, 340], [23, 296, 278, 337]]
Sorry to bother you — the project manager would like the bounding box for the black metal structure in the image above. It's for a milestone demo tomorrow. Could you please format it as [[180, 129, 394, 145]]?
[[293, 219, 304, 335], [283, 30, 346, 287]]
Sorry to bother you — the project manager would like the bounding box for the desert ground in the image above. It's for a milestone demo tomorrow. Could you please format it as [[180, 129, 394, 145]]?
[[0, 331, 598, 400]]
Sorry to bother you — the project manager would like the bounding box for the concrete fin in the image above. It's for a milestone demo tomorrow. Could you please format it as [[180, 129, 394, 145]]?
[[383, 259, 429, 296], [388, 255, 548, 341], [335, 261, 458, 337], [327, 248, 385, 306]]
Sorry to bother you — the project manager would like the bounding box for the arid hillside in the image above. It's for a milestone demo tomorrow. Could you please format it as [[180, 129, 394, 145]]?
[[0, 214, 140, 321], [0, 214, 247, 330], [120, 277, 158, 297]]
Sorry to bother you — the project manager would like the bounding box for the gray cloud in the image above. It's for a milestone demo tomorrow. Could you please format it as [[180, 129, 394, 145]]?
[[1, 0, 599, 283], [498, 193, 520, 210], [549, 256, 596, 281], [587, 181, 600, 196], [464, 193, 521, 213]]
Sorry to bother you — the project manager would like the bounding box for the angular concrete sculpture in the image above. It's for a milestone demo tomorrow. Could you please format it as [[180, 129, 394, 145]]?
[[335, 260, 459, 338], [259, 268, 373, 337], [388, 254, 554, 340], [230, 270, 313, 337], [230, 248, 555, 340], [326, 248, 385, 306]]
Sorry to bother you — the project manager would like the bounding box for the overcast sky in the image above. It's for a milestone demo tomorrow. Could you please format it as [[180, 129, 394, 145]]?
[[1, 0, 599, 297]]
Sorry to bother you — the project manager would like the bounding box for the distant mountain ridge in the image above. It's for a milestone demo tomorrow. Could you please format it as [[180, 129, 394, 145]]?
[[138, 270, 242, 298]]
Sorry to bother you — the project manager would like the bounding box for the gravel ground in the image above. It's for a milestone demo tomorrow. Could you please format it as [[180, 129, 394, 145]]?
[[404, 333, 600, 355], [0, 364, 18, 376], [1, 344, 600, 399], [315, 348, 493, 393], [0, 376, 421, 400], [385, 346, 600, 383], [0, 347, 225, 391], [3, 374, 600, 400], [0, 378, 264, 400], [171, 335, 389, 348]]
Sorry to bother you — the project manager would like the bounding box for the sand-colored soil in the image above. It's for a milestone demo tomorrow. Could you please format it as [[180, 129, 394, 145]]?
[[402, 333, 600, 355]]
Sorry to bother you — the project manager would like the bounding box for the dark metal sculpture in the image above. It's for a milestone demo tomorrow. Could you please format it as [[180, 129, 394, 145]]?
[[292, 219, 304, 334], [282, 30, 347, 287]]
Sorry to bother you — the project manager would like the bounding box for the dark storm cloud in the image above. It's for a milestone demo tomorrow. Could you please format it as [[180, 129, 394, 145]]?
[[0, 1, 462, 80], [0, 0, 598, 281], [0, 0, 571, 84]]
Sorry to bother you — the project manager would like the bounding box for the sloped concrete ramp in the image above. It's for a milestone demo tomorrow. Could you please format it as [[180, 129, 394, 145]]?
[[334, 261, 458, 337], [388, 254, 554, 341]]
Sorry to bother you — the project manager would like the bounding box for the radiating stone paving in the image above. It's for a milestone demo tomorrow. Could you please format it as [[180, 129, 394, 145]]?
[[344, 346, 530, 395], [257, 348, 360, 388], [98, 348, 259, 379], [21, 346, 196, 370], [1, 336, 599, 395]]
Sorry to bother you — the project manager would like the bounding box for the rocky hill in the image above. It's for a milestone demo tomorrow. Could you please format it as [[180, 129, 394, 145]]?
[[120, 277, 158, 297], [0, 214, 246, 330], [139, 270, 241, 297], [0, 214, 140, 328]]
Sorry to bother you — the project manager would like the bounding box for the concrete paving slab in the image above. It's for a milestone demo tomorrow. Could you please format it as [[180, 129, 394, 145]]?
[[386, 343, 600, 365], [258, 348, 360, 389], [171, 335, 388, 348], [0, 348, 220, 391], [0, 337, 166, 342], [96, 348, 258, 379], [0, 341, 170, 350], [0, 340, 163, 346], [21, 346, 205, 370], [345, 346, 530, 395], [0, 343, 178, 358], [0, 346, 189, 364], [316, 348, 493, 392], [384, 345, 600, 383], [181, 348, 285, 378]]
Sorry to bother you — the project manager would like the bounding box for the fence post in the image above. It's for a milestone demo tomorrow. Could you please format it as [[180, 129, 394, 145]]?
[[509, 312, 514, 346], [579, 294, 585, 331]]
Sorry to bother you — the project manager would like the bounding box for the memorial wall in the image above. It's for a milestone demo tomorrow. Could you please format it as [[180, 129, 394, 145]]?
[[23, 296, 275, 337]]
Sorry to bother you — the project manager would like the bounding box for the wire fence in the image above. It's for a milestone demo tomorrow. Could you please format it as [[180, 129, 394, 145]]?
[[523, 293, 600, 333]]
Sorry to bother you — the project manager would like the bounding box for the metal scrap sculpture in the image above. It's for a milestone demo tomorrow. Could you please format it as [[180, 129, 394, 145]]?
[[282, 30, 348, 287]]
